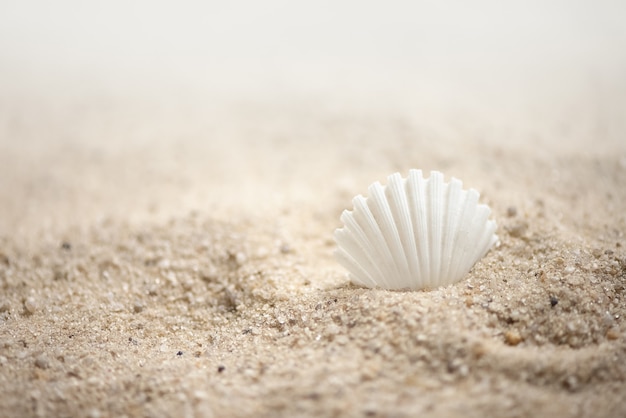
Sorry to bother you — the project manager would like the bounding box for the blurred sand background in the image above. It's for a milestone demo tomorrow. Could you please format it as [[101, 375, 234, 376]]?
[[1, 1, 626, 417]]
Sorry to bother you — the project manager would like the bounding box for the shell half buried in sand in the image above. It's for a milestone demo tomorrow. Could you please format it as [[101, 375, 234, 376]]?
[[334, 170, 498, 290]]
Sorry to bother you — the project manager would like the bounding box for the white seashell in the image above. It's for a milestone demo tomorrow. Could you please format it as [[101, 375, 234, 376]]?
[[334, 170, 498, 290]]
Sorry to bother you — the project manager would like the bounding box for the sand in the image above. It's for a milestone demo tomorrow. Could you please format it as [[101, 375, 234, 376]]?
[[1, 91, 625, 418], [1, 2, 626, 416]]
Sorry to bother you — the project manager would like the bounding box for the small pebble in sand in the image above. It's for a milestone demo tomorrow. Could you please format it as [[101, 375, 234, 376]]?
[[133, 302, 144, 313], [506, 206, 517, 217], [256, 247, 269, 258], [564, 375, 578, 391], [504, 330, 523, 346], [0, 300, 10, 312], [201, 266, 219, 282], [35, 355, 50, 369], [550, 296, 558, 307], [61, 242, 71, 250], [506, 222, 528, 238], [606, 328, 620, 340], [87, 408, 102, 418], [227, 251, 246, 269], [157, 258, 171, 269], [235, 252, 247, 266], [602, 312, 615, 327], [24, 297, 38, 314], [218, 365, 226, 373], [563, 266, 576, 275]]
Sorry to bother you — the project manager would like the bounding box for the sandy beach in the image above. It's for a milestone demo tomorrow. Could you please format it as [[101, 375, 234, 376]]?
[[1, 2, 626, 417]]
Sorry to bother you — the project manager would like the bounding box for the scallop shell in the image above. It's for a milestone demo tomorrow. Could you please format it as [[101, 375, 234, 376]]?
[[334, 170, 498, 290]]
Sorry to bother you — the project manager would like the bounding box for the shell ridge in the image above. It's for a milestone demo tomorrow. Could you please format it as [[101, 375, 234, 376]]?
[[440, 179, 465, 285], [334, 245, 378, 288], [467, 207, 497, 270], [386, 173, 420, 289], [335, 215, 386, 287], [457, 203, 492, 279], [407, 169, 430, 289], [472, 223, 497, 267], [352, 196, 395, 289], [447, 189, 480, 283], [368, 182, 408, 289], [427, 171, 445, 289], [333, 244, 365, 283], [340, 208, 389, 283]]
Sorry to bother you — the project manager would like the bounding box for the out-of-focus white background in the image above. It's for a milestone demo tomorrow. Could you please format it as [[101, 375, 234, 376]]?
[[1, 0, 625, 236], [1, 0, 625, 106]]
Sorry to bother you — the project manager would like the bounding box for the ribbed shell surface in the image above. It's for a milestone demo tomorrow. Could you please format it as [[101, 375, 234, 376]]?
[[334, 170, 498, 290]]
